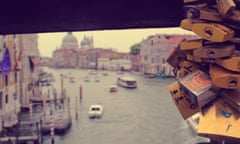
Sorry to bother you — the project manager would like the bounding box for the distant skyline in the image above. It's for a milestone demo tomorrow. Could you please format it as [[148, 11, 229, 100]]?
[[38, 27, 195, 57]]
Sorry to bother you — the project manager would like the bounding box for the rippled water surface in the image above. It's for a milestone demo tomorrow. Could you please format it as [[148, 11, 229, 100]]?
[[42, 68, 208, 144]]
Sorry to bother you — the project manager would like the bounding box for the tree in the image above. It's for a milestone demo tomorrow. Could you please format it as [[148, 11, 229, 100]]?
[[130, 43, 140, 55]]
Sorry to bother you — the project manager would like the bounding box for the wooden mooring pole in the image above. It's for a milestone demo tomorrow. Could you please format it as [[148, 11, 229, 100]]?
[[50, 112, 55, 144], [75, 96, 78, 120], [80, 85, 83, 103]]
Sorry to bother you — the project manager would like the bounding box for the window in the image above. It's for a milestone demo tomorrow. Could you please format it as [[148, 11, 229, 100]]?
[[5, 94, 8, 104], [162, 57, 166, 64], [144, 55, 148, 61], [5, 75, 8, 86], [0, 92, 2, 108], [15, 73, 17, 83], [151, 58, 154, 64]]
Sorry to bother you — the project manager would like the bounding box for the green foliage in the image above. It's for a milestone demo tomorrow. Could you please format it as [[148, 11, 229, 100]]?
[[130, 43, 140, 55]]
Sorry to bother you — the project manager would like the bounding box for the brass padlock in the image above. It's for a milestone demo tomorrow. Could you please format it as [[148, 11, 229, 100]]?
[[180, 39, 204, 51], [192, 22, 235, 42], [226, 10, 240, 23], [167, 81, 199, 119], [183, 5, 222, 22], [180, 39, 216, 51], [180, 19, 235, 42], [221, 89, 240, 112], [167, 46, 189, 69], [210, 64, 240, 89], [198, 98, 240, 143], [193, 44, 235, 58], [184, 0, 208, 8], [216, 0, 236, 17], [180, 18, 205, 31], [186, 53, 203, 63], [215, 56, 240, 72], [177, 60, 199, 79]]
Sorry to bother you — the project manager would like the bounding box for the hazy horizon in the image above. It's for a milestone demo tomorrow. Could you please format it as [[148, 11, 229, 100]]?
[[38, 27, 194, 57]]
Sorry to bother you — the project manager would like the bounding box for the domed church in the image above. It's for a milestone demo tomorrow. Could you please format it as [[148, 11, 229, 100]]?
[[80, 35, 94, 50], [61, 32, 79, 49]]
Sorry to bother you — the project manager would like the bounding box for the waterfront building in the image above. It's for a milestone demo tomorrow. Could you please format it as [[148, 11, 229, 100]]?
[[78, 50, 89, 69], [98, 57, 110, 70], [52, 32, 79, 68], [16, 34, 41, 110], [109, 59, 132, 71], [130, 54, 141, 72], [39, 57, 53, 67], [139, 34, 196, 76], [0, 35, 21, 128]]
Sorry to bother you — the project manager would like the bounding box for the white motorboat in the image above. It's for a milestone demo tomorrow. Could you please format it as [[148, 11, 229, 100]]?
[[117, 76, 137, 88], [109, 85, 118, 93], [88, 104, 104, 119]]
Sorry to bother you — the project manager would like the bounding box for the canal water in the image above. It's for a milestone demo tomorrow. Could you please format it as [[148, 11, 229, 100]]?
[[41, 67, 208, 144]]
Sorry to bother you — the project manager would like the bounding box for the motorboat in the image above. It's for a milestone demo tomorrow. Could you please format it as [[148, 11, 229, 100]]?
[[117, 71, 124, 75], [84, 76, 90, 82], [94, 76, 100, 82], [144, 74, 155, 78], [89, 70, 97, 75], [109, 85, 118, 93], [102, 72, 108, 76], [117, 76, 137, 88], [88, 104, 104, 119], [69, 76, 75, 83]]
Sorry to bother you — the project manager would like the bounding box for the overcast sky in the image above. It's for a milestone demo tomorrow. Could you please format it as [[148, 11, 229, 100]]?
[[38, 27, 194, 57]]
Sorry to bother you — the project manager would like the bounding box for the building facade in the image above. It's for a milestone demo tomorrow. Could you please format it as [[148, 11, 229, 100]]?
[[17, 34, 41, 110], [139, 34, 196, 76]]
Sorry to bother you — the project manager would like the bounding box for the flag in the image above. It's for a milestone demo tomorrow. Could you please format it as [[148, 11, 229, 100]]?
[[14, 48, 23, 71], [0, 48, 11, 76]]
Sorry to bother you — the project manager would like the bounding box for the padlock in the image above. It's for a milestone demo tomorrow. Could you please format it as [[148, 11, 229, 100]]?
[[180, 39, 217, 51], [177, 60, 199, 79], [215, 56, 240, 72], [221, 89, 240, 112], [186, 53, 203, 62], [178, 69, 216, 108], [180, 18, 205, 31], [183, 5, 222, 22], [167, 46, 189, 69], [184, 0, 214, 8], [178, 70, 212, 96], [192, 22, 235, 42], [193, 44, 235, 58], [216, 0, 236, 17], [180, 19, 235, 42], [226, 10, 240, 24], [198, 98, 240, 143], [180, 39, 204, 51], [209, 64, 240, 89], [167, 81, 199, 119]]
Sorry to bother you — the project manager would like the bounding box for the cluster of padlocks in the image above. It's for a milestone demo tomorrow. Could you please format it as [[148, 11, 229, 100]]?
[[167, 0, 240, 143]]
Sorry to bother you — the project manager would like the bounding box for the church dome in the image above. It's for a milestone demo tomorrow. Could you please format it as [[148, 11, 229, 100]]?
[[80, 35, 94, 49], [61, 32, 79, 49]]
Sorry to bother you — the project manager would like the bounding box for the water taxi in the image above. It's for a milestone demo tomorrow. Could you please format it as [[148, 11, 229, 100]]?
[[116, 76, 137, 88], [109, 85, 118, 93], [88, 104, 104, 119]]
